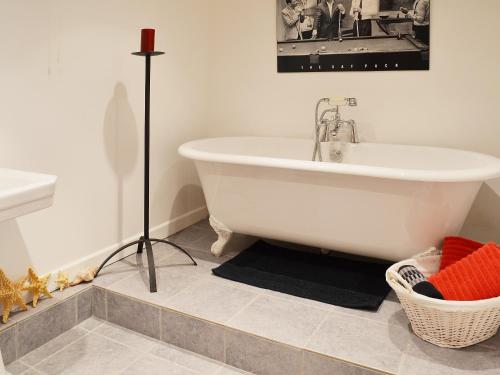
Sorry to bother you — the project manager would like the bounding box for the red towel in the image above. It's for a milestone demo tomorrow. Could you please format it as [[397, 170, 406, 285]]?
[[440, 236, 484, 271], [429, 243, 500, 301]]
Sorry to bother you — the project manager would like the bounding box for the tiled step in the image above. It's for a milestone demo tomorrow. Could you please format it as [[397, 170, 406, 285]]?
[[6, 316, 252, 375], [93, 286, 389, 375], [1, 285, 385, 375], [0, 285, 93, 367]]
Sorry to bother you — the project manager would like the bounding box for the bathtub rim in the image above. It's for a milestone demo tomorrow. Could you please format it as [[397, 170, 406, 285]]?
[[178, 137, 500, 183]]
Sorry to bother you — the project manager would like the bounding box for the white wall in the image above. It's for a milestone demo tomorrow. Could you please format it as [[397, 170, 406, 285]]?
[[207, 0, 500, 243], [0, 0, 209, 284]]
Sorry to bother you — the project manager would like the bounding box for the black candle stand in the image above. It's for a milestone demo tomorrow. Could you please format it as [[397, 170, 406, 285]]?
[[95, 50, 197, 293]]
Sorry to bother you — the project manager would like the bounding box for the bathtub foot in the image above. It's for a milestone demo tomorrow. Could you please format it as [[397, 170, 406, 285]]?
[[209, 216, 257, 257]]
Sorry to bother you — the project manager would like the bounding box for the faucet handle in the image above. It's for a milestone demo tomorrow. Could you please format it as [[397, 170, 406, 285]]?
[[327, 97, 357, 107]]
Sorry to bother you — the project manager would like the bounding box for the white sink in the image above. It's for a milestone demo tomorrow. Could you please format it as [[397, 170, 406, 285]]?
[[0, 168, 57, 222]]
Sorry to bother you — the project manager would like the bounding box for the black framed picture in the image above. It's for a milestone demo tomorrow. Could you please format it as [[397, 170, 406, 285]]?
[[276, 0, 430, 72]]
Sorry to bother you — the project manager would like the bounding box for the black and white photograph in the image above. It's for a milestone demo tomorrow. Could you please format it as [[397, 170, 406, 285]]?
[[277, 0, 430, 72]]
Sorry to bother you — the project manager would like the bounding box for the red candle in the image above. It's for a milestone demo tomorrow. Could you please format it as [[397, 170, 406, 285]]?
[[140, 29, 155, 52]]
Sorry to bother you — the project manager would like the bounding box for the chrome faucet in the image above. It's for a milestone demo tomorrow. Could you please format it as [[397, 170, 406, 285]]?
[[312, 97, 359, 162]]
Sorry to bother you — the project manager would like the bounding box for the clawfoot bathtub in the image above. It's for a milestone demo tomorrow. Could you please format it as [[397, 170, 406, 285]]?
[[179, 137, 500, 261]]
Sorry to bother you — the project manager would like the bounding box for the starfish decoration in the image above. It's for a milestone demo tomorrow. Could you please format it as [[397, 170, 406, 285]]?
[[22, 268, 53, 308], [55, 272, 70, 292], [0, 269, 28, 324]]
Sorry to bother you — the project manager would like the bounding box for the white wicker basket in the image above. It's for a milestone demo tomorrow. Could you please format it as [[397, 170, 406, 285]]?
[[386, 248, 500, 348]]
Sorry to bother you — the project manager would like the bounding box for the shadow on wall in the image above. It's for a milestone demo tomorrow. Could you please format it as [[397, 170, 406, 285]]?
[[151, 159, 205, 227], [461, 182, 500, 244], [0, 220, 33, 283], [103, 82, 139, 243]]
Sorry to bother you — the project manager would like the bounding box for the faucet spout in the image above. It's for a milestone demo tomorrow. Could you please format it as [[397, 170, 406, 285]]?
[[347, 120, 359, 144], [312, 98, 359, 161]]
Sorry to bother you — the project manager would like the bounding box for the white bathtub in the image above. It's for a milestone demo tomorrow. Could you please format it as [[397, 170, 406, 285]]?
[[179, 137, 500, 261]]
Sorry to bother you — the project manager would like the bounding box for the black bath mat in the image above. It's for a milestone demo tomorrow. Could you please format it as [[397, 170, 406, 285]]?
[[212, 241, 392, 310]]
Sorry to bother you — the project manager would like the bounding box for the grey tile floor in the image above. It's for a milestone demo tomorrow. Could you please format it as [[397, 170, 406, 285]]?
[[6, 317, 251, 375], [99, 219, 500, 374], [8, 219, 499, 374]]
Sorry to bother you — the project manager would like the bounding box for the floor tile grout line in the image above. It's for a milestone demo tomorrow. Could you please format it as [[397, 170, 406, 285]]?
[[212, 274, 268, 295], [155, 272, 208, 305], [168, 236, 207, 250], [225, 293, 262, 326], [159, 304, 163, 342], [224, 324, 308, 352], [302, 311, 330, 349], [146, 350, 216, 375], [100, 254, 204, 299], [263, 291, 335, 313], [29, 328, 146, 375], [300, 348, 305, 375], [99, 287, 170, 311], [15, 358, 40, 375], [14, 296, 83, 364], [300, 348, 396, 375], [305, 348, 397, 375], [327, 307, 408, 329], [3, 286, 92, 337], [79, 322, 104, 333], [98, 307, 225, 375], [14, 322, 19, 365], [27, 330, 92, 371], [262, 288, 405, 327], [112, 350, 150, 375], [224, 291, 384, 350], [25, 364, 48, 375], [222, 325, 227, 368], [109, 352, 146, 375], [104, 288, 108, 320], [74, 292, 79, 325], [158, 341, 228, 374], [395, 338, 412, 375], [304, 327, 403, 375], [92, 320, 165, 350], [146, 344, 222, 375], [128, 263, 244, 308], [95, 270, 138, 289], [159, 276, 260, 312], [95, 313, 235, 374]]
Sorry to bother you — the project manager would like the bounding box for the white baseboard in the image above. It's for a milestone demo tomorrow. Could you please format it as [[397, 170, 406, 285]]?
[[46, 206, 208, 292]]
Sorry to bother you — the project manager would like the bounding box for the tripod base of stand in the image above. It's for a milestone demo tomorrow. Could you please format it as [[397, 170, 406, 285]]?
[[95, 237, 197, 293]]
